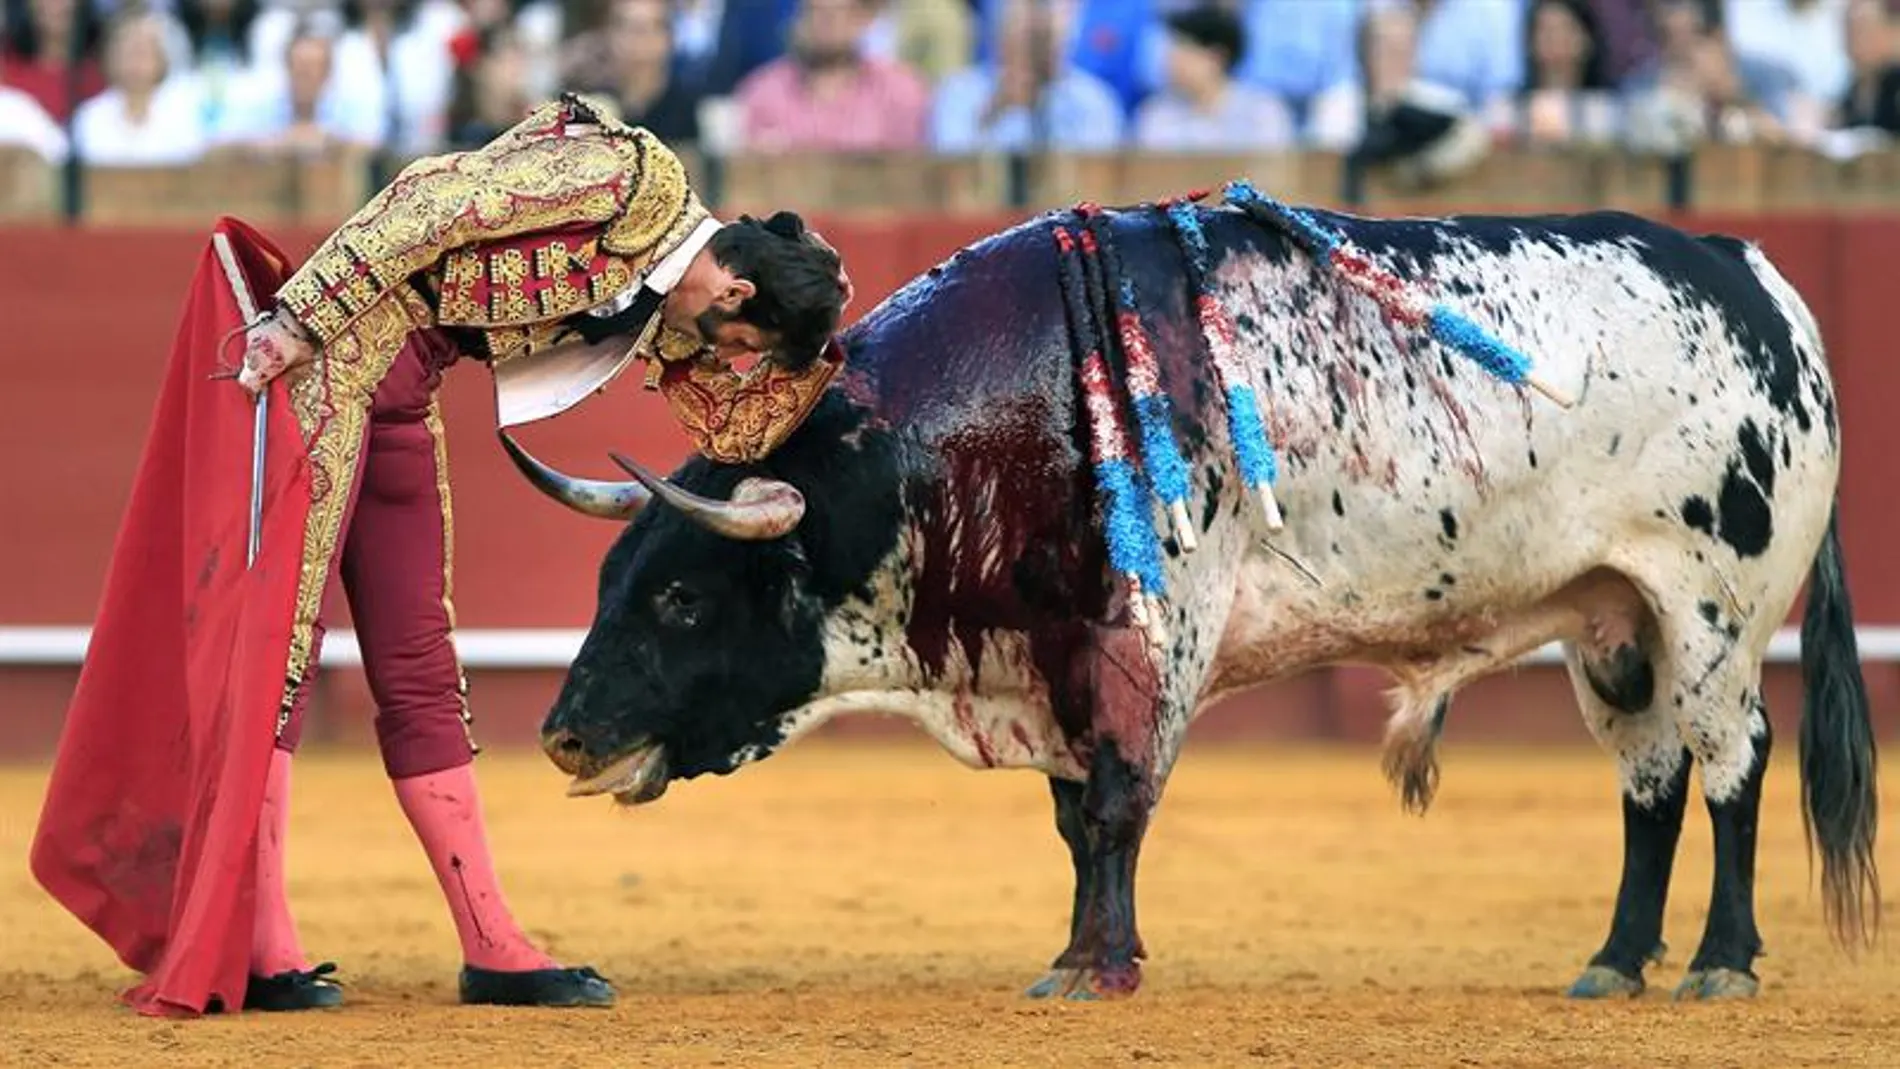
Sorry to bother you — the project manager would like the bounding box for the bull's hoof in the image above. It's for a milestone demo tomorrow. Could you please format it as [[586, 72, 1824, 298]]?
[[1565, 965, 1644, 999], [1673, 968, 1759, 1001], [1023, 964, 1140, 1001]]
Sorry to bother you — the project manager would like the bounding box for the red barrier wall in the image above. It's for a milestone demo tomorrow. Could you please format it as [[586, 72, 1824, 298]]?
[[4, 213, 1900, 758]]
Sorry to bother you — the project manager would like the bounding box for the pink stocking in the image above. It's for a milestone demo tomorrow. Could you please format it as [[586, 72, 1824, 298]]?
[[251, 749, 310, 976], [392, 764, 557, 972]]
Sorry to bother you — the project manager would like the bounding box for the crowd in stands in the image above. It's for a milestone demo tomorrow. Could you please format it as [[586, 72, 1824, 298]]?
[[1, 0, 1898, 175]]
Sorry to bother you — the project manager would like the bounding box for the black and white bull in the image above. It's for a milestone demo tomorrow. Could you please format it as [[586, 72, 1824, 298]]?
[[508, 199, 1878, 1001]]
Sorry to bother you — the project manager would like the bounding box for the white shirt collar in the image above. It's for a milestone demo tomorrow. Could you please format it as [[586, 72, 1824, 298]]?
[[644, 217, 724, 295], [585, 217, 724, 319]]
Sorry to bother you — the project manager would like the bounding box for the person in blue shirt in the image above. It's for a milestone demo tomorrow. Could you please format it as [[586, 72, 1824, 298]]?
[[933, 0, 1125, 152]]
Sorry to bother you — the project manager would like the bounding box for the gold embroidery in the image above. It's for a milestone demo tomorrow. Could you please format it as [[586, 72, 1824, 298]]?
[[488, 248, 534, 322], [277, 110, 674, 345], [437, 253, 487, 325], [278, 289, 432, 722], [601, 131, 700, 260], [656, 346, 843, 464], [437, 236, 637, 329], [424, 397, 478, 755]]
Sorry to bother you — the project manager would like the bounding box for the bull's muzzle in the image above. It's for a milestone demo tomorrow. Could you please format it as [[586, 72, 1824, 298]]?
[[541, 727, 592, 777], [543, 728, 672, 806]]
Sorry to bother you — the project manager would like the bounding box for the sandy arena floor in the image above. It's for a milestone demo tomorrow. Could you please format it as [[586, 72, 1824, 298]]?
[[2, 739, 1897, 1067]]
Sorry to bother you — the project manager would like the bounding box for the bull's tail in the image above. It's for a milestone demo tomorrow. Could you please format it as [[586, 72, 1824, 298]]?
[[1799, 502, 1881, 950]]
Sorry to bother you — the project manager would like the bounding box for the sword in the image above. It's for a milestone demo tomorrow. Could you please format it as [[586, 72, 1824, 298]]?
[[211, 232, 266, 568]]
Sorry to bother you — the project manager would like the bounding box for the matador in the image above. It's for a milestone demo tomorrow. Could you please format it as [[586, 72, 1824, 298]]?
[[30, 93, 851, 1017]]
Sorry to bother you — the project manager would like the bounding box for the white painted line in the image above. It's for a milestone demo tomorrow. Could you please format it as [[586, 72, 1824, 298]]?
[[2, 626, 1898, 668], [0, 627, 589, 668]]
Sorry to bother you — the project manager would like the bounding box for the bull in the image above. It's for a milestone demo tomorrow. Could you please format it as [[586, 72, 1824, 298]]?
[[506, 192, 1878, 1002]]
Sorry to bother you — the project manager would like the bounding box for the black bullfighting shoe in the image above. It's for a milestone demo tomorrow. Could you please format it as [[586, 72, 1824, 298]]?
[[458, 965, 616, 1008], [242, 962, 344, 1011]]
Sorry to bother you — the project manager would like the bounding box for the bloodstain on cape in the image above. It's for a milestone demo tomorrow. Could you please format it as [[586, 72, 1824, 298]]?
[[30, 218, 312, 1018]]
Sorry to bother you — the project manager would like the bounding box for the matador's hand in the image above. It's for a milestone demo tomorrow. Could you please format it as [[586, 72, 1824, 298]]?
[[237, 311, 316, 395]]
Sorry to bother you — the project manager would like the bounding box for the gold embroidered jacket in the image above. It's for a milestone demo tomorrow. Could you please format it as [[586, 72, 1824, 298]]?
[[270, 94, 839, 462]]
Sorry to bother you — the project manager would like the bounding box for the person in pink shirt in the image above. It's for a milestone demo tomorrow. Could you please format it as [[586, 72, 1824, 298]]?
[[733, 0, 928, 152]]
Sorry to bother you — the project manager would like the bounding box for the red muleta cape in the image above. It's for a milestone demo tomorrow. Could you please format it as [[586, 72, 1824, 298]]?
[[30, 218, 314, 1017]]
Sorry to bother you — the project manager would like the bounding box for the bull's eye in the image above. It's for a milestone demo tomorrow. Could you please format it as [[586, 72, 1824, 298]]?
[[654, 581, 703, 629]]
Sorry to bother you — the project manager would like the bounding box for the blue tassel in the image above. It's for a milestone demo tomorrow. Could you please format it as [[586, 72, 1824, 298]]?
[[1223, 179, 1338, 256], [1133, 393, 1191, 509], [1095, 457, 1167, 597], [1165, 201, 1210, 268], [1428, 306, 1532, 385], [1225, 385, 1278, 489]]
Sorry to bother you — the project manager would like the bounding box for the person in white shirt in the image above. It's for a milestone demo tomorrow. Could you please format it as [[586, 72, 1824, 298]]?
[[71, 10, 208, 167], [1132, 4, 1295, 152], [213, 22, 384, 153], [0, 52, 71, 163], [332, 0, 461, 156]]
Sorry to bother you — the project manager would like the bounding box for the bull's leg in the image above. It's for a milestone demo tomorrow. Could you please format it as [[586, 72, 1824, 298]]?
[[1568, 745, 1690, 997], [1027, 744, 1151, 1000], [1025, 620, 1170, 1001], [1561, 635, 1692, 999], [1676, 692, 1771, 1000]]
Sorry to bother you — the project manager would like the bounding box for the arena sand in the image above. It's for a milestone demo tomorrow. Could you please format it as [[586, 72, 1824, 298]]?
[[3, 739, 1897, 1067]]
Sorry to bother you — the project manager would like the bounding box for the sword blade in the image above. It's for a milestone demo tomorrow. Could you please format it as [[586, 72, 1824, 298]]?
[[249, 393, 266, 565], [210, 231, 266, 568]]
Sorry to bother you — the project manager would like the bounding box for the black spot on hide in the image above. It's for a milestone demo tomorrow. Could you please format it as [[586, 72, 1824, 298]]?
[[1681, 496, 1716, 534], [1715, 465, 1773, 558]]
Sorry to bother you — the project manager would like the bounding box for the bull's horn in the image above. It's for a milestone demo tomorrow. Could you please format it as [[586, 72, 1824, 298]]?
[[608, 452, 805, 541], [499, 431, 650, 520]]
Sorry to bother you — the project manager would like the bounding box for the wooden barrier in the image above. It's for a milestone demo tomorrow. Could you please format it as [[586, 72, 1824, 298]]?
[[34, 144, 1900, 229], [78, 147, 372, 227], [718, 151, 1012, 216], [0, 146, 57, 221]]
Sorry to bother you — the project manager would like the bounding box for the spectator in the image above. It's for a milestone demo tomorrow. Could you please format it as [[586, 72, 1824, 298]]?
[[1725, 0, 1851, 118], [1514, 0, 1620, 145], [214, 22, 384, 155], [878, 0, 974, 85], [1585, 0, 1662, 85], [1131, 3, 1293, 151], [0, 47, 68, 161], [545, 0, 766, 102], [1409, 0, 1526, 127], [176, 0, 259, 133], [71, 9, 205, 165], [732, 0, 928, 152], [604, 0, 698, 144], [1622, 0, 1791, 153], [974, 0, 1151, 113], [178, 0, 259, 69], [1835, 0, 1900, 134], [1137, 0, 1359, 141], [528, 0, 607, 101], [1319, 0, 1490, 186], [334, 0, 457, 155], [443, 21, 529, 148], [2, 0, 106, 121], [246, 0, 347, 73], [931, 0, 1124, 153]]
